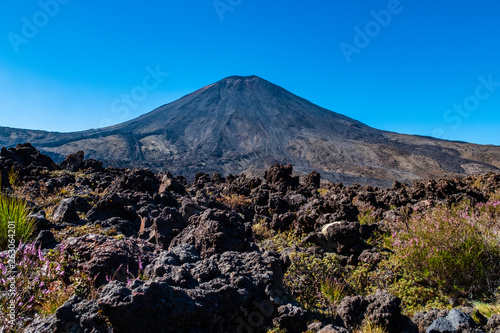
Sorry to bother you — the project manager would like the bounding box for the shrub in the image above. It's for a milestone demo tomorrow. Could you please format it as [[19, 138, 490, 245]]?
[[8, 167, 19, 188], [317, 188, 329, 197], [266, 326, 287, 333], [252, 219, 274, 241], [284, 252, 343, 310], [357, 205, 380, 225], [354, 319, 388, 333], [473, 301, 500, 318], [259, 229, 310, 253], [390, 200, 500, 298], [320, 278, 347, 315], [217, 194, 251, 209], [0, 193, 36, 250], [0, 243, 70, 330]]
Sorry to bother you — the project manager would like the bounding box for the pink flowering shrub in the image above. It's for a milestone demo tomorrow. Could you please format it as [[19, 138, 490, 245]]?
[[391, 200, 500, 298], [0, 242, 74, 329]]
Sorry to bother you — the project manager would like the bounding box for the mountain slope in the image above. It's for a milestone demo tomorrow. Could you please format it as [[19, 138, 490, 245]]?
[[1, 75, 500, 185]]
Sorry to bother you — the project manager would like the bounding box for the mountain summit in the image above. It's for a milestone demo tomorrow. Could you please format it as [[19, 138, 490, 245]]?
[[1, 75, 500, 185]]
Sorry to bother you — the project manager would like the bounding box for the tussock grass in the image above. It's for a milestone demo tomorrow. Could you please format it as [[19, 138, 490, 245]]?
[[0, 191, 36, 250]]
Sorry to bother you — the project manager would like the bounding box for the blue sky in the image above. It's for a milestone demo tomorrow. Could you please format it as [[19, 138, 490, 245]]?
[[0, 0, 499, 145]]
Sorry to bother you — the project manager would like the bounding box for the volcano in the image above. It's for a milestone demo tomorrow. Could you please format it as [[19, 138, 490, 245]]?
[[1, 75, 500, 185]]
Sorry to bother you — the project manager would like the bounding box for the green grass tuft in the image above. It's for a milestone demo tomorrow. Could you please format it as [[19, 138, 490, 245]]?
[[0, 192, 37, 250]]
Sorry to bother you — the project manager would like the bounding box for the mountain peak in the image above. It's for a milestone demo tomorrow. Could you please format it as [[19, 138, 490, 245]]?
[[2, 76, 500, 186], [214, 75, 272, 89], [223, 75, 262, 81]]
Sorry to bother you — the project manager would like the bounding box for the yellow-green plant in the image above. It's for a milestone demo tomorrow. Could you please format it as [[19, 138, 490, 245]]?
[[354, 319, 388, 333], [8, 166, 20, 188], [284, 252, 343, 310], [473, 301, 500, 318], [0, 192, 36, 250], [252, 219, 274, 241], [321, 278, 346, 315], [357, 206, 380, 225]]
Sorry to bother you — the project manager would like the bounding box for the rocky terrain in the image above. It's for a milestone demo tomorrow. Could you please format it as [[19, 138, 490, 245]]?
[[1, 143, 500, 333], [1, 76, 500, 186]]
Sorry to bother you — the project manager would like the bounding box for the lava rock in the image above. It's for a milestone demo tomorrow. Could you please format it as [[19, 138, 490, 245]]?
[[59, 234, 160, 287], [24, 295, 109, 333], [60, 151, 85, 172], [0, 143, 59, 171], [27, 251, 283, 333], [486, 314, 500, 333], [338, 290, 415, 333], [34, 230, 58, 250], [426, 309, 482, 333], [305, 221, 372, 256], [52, 198, 80, 223], [106, 168, 159, 194], [265, 164, 300, 191], [138, 206, 187, 249], [318, 325, 350, 333], [169, 209, 255, 257], [80, 158, 104, 172], [159, 174, 186, 195], [305, 171, 321, 188], [272, 304, 309, 333]]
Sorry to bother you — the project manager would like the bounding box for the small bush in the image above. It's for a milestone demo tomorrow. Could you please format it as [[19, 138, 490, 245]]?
[[317, 188, 329, 197], [354, 319, 388, 333], [217, 194, 251, 209], [0, 193, 36, 250], [284, 252, 343, 310], [357, 206, 380, 225], [252, 219, 274, 241], [266, 326, 287, 333], [8, 167, 19, 188], [320, 278, 347, 315], [259, 229, 310, 253], [390, 200, 500, 298], [0, 243, 70, 329], [474, 301, 500, 318], [344, 255, 450, 314]]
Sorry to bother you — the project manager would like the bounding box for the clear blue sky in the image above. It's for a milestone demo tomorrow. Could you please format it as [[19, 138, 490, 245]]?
[[1, 0, 499, 145]]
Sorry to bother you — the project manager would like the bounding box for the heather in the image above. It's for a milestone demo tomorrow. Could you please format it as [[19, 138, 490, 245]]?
[[0, 243, 68, 330], [391, 200, 500, 299]]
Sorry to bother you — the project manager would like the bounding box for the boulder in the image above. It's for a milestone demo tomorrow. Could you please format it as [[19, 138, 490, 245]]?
[[169, 209, 255, 257], [264, 164, 299, 191], [105, 169, 159, 194], [338, 290, 416, 333], [159, 175, 186, 195], [24, 295, 109, 333], [52, 198, 80, 223], [87, 192, 138, 222], [59, 234, 160, 287], [34, 230, 58, 250], [304, 221, 374, 256], [318, 325, 350, 333], [426, 309, 482, 333], [305, 171, 321, 188], [80, 158, 104, 172], [412, 309, 450, 333], [138, 207, 187, 249], [272, 304, 309, 333], [0, 143, 59, 171], [25, 251, 283, 333], [60, 151, 85, 172]]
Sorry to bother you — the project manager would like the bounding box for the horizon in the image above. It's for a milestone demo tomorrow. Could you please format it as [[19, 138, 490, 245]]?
[[1, 1, 500, 145]]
